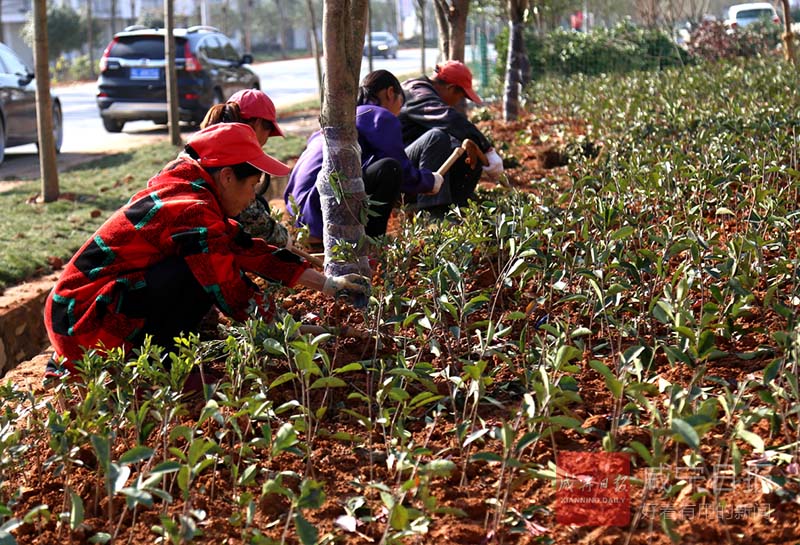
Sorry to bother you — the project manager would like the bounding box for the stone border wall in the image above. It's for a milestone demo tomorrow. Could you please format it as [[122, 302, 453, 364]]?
[[0, 274, 57, 376]]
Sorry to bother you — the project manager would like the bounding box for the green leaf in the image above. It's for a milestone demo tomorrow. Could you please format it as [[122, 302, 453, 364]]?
[[420, 459, 456, 477], [671, 418, 699, 450], [507, 259, 526, 277], [736, 427, 765, 454], [390, 503, 409, 530], [297, 479, 326, 510], [238, 464, 259, 487], [327, 432, 365, 443], [90, 434, 110, 472], [548, 415, 583, 430], [88, 533, 112, 544], [110, 464, 131, 495], [589, 360, 623, 398], [570, 327, 593, 338], [610, 226, 635, 240], [119, 446, 154, 466], [628, 440, 653, 466], [470, 452, 504, 463], [294, 512, 318, 545], [69, 490, 84, 530], [554, 345, 582, 370], [119, 487, 154, 508], [309, 376, 347, 389], [661, 513, 681, 543], [151, 461, 182, 474], [333, 362, 363, 375], [272, 423, 298, 456]]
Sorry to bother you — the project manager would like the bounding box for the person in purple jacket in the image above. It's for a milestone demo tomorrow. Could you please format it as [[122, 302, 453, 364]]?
[[284, 70, 443, 250]]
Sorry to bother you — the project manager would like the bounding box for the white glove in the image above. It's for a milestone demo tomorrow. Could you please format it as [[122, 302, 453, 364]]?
[[322, 273, 371, 307], [482, 149, 504, 180], [424, 172, 444, 195]]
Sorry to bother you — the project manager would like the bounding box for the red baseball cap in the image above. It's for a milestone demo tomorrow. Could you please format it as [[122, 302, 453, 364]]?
[[228, 89, 284, 137], [188, 123, 291, 176], [434, 60, 482, 104]]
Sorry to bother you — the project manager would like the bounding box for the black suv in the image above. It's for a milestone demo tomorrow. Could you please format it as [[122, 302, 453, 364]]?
[[96, 25, 260, 133]]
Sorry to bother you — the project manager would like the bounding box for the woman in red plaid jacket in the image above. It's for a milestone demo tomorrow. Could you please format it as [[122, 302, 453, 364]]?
[[44, 123, 368, 377]]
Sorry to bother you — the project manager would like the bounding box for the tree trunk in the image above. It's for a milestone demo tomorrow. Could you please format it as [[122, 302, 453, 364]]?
[[243, 0, 254, 52], [276, 0, 288, 58], [110, 0, 117, 34], [367, 1, 373, 73], [414, 0, 426, 74], [317, 0, 371, 280], [305, 0, 323, 103], [432, 0, 469, 61], [164, 0, 181, 146], [0, 0, 5, 43], [33, 0, 59, 202], [780, 0, 796, 65], [503, 0, 526, 121], [87, 0, 95, 78], [433, 0, 448, 61]]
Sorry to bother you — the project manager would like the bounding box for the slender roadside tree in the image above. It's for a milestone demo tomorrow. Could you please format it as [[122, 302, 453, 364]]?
[[316, 0, 372, 279], [110, 0, 118, 34], [432, 0, 470, 61], [414, 0, 427, 73], [306, 0, 323, 103], [33, 0, 59, 202], [85, 0, 95, 77], [503, 0, 527, 120], [780, 0, 795, 65], [164, 0, 180, 146]]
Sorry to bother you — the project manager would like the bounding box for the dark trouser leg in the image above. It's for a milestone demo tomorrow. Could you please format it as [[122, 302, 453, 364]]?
[[444, 153, 483, 207], [405, 129, 476, 212], [362, 157, 402, 237], [126, 256, 215, 351]]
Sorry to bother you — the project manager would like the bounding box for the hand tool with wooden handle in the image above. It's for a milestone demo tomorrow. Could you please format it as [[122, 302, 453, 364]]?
[[436, 138, 489, 177], [290, 247, 324, 268]]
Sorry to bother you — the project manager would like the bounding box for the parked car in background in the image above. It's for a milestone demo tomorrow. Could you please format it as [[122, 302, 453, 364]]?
[[96, 25, 260, 133], [363, 31, 399, 59], [724, 2, 780, 29], [0, 42, 62, 165]]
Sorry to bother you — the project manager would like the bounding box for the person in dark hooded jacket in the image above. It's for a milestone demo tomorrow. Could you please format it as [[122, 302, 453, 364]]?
[[398, 60, 504, 215]]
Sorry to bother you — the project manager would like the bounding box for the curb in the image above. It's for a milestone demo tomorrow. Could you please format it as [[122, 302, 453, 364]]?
[[0, 273, 58, 376]]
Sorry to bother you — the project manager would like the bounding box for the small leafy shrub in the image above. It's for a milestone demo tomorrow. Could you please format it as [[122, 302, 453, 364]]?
[[54, 54, 96, 83], [688, 20, 782, 61]]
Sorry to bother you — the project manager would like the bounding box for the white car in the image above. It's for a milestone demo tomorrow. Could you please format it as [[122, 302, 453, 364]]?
[[725, 2, 780, 29]]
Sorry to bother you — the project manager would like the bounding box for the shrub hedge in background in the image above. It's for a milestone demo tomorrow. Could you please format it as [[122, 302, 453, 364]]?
[[494, 19, 782, 81], [494, 21, 689, 81]]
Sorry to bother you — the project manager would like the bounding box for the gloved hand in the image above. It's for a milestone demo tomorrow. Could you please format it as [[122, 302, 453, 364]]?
[[424, 172, 444, 195], [482, 149, 504, 180], [323, 273, 371, 307]]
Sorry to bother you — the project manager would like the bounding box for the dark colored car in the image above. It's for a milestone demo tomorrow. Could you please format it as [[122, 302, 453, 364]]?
[[96, 25, 260, 133], [0, 42, 62, 165], [363, 31, 399, 59]]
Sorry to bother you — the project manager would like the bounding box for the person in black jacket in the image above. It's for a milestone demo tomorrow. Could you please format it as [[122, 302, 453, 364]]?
[[398, 60, 503, 215]]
